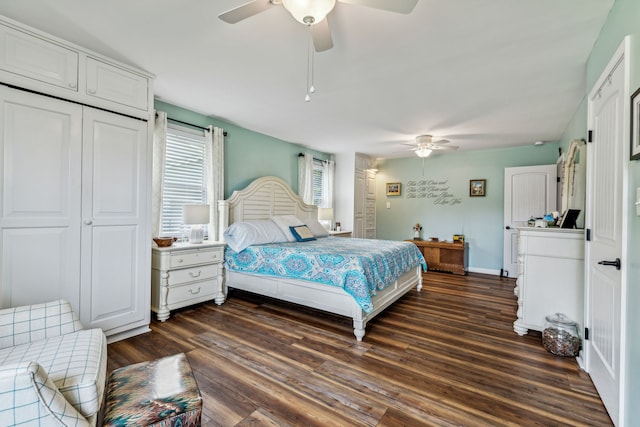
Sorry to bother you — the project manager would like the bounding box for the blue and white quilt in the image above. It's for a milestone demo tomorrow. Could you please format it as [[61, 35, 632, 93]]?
[[225, 238, 427, 313]]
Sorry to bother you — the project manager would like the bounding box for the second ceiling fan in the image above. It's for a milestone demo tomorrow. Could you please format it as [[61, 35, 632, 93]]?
[[219, 0, 419, 52]]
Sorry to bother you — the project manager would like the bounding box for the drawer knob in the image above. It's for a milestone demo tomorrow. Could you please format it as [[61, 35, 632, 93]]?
[[188, 287, 201, 295], [189, 270, 202, 278], [178, 258, 184, 263]]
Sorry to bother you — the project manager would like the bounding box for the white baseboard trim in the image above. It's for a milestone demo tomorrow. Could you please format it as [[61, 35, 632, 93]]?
[[468, 267, 502, 276]]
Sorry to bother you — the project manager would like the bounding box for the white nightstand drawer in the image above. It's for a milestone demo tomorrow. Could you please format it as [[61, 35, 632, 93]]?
[[167, 281, 215, 306], [167, 264, 218, 286], [170, 247, 223, 268]]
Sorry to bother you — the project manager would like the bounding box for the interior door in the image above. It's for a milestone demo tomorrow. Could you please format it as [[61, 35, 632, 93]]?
[[585, 41, 626, 426], [503, 165, 556, 277]]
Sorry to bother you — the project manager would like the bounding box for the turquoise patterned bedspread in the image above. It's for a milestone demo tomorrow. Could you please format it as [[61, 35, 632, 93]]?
[[224, 238, 427, 313]]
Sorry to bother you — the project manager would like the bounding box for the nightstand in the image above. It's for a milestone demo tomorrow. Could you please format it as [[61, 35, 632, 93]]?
[[151, 241, 226, 321], [329, 230, 352, 237]]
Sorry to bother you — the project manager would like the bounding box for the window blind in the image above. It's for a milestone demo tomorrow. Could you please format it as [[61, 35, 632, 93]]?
[[161, 127, 207, 236], [312, 159, 325, 207]]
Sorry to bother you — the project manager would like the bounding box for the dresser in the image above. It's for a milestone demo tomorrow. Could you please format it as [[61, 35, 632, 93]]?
[[329, 230, 352, 237], [513, 228, 584, 336], [151, 242, 226, 321], [407, 240, 468, 275]]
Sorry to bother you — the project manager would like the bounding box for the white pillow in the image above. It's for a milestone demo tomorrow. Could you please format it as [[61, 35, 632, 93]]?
[[271, 215, 304, 242], [305, 217, 329, 237], [223, 219, 288, 252]]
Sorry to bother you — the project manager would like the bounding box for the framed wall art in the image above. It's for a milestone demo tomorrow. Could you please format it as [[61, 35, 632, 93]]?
[[470, 179, 486, 197], [386, 182, 401, 196], [631, 86, 640, 160]]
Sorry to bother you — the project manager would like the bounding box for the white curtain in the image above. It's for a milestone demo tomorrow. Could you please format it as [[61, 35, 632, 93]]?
[[298, 153, 314, 204], [205, 126, 225, 241], [323, 159, 335, 208], [151, 111, 167, 237]]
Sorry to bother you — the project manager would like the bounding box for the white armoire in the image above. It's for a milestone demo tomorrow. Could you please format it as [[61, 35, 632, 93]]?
[[0, 15, 154, 342], [335, 153, 376, 238]]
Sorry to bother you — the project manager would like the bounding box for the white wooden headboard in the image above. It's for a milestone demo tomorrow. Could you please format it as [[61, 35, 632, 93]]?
[[218, 176, 318, 239]]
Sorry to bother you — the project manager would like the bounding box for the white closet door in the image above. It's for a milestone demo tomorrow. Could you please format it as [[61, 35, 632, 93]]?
[[80, 107, 149, 334], [0, 86, 82, 308]]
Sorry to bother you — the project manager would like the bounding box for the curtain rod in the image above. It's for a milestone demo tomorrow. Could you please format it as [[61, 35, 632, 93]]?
[[298, 152, 330, 162], [161, 114, 228, 136]]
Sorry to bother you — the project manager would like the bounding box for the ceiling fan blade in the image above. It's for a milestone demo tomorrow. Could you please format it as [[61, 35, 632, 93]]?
[[431, 145, 459, 151], [219, 0, 275, 24], [311, 18, 333, 52], [432, 139, 450, 144], [337, 0, 418, 14]]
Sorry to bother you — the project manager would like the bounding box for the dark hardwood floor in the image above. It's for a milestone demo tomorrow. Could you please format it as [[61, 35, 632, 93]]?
[[107, 272, 613, 426]]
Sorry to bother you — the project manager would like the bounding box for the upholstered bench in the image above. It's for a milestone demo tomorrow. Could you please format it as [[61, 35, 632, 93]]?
[[102, 353, 202, 427]]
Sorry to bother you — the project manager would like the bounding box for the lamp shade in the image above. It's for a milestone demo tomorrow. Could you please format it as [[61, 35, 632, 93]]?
[[182, 204, 210, 225], [318, 207, 334, 221], [282, 0, 336, 24]]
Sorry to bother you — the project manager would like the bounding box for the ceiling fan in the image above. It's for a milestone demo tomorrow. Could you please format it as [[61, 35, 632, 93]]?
[[406, 135, 459, 158], [218, 0, 419, 52]]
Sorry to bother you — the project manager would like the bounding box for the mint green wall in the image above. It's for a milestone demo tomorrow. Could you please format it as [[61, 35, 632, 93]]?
[[154, 100, 329, 197], [375, 144, 559, 273], [576, 0, 639, 423]]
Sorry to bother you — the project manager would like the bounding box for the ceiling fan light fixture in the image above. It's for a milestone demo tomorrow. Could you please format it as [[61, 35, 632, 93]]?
[[282, 0, 336, 25], [416, 147, 433, 158]]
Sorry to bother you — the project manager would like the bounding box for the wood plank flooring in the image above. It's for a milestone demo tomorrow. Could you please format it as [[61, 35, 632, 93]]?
[[107, 272, 613, 426]]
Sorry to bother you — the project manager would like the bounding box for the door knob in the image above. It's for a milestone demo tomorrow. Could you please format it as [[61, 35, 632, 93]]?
[[505, 226, 511, 230], [598, 258, 621, 270]]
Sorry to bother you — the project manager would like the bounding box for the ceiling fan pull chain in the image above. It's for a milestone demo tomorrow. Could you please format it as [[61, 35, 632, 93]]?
[[305, 25, 314, 102]]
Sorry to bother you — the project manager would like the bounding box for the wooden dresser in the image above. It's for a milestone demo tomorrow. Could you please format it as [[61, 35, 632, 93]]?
[[407, 240, 468, 275]]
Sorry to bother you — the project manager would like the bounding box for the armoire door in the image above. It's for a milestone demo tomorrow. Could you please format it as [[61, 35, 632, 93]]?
[[0, 85, 82, 309], [80, 107, 149, 335]]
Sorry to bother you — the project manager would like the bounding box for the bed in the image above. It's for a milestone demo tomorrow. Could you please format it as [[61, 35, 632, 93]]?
[[217, 176, 426, 341]]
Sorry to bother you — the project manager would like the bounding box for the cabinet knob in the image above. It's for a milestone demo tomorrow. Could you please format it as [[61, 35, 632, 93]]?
[[88, 88, 97, 94], [83, 220, 93, 225], [505, 226, 511, 230], [68, 82, 77, 89]]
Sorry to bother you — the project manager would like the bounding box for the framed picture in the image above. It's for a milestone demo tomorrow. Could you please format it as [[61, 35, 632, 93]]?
[[470, 179, 486, 197], [631, 86, 640, 160], [386, 182, 401, 196]]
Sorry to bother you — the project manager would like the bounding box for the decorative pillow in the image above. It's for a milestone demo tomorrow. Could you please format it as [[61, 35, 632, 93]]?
[[289, 225, 316, 242], [223, 219, 288, 252], [305, 217, 329, 237], [271, 215, 304, 242]]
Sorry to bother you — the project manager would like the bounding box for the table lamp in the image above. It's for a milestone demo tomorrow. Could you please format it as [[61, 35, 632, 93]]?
[[182, 204, 210, 244], [318, 207, 334, 231]]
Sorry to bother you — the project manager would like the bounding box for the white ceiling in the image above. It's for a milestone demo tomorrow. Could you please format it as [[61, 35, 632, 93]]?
[[0, 0, 613, 159]]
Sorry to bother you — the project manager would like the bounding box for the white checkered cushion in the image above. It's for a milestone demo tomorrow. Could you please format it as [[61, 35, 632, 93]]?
[[0, 361, 91, 426], [0, 328, 107, 420], [0, 300, 83, 349], [0, 301, 107, 426]]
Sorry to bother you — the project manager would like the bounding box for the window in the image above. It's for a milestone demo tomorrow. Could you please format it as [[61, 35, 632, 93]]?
[[161, 126, 207, 236], [312, 159, 325, 207]]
